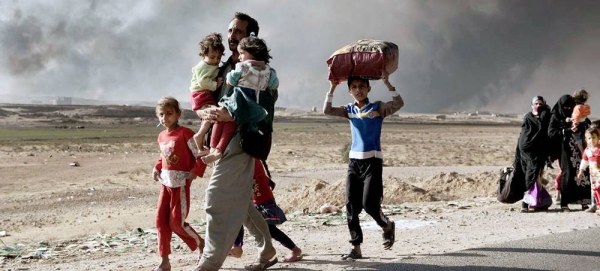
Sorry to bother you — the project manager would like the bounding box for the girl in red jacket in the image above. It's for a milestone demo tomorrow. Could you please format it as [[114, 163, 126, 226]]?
[[152, 97, 207, 271]]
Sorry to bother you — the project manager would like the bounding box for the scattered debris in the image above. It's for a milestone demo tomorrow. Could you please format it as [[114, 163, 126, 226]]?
[[319, 203, 339, 214]]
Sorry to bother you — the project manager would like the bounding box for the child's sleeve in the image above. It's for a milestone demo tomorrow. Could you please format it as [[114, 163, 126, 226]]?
[[322, 93, 349, 118], [378, 88, 404, 118], [572, 105, 582, 121], [155, 137, 163, 172], [583, 104, 591, 118], [267, 68, 279, 90], [197, 65, 218, 91], [226, 63, 244, 86], [184, 130, 207, 177], [580, 150, 590, 171], [154, 158, 162, 172]]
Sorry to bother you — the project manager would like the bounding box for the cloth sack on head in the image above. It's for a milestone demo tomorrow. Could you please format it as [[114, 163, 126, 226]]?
[[326, 39, 399, 81]]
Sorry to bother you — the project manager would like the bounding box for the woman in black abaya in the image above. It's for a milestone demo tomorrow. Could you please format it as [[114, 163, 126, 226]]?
[[516, 96, 551, 212], [548, 95, 591, 211]]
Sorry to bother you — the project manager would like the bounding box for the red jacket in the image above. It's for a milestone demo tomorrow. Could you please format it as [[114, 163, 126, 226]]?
[[154, 126, 206, 188]]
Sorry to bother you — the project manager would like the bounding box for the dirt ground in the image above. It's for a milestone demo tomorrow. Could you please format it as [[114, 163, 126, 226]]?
[[0, 105, 599, 271]]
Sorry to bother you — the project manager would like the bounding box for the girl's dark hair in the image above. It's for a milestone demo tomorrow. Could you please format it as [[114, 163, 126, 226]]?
[[156, 96, 181, 115], [199, 32, 225, 57], [238, 36, 272, 63]]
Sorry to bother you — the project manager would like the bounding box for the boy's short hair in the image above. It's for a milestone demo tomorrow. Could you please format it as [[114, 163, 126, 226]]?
[[347, 76, 370, 88]]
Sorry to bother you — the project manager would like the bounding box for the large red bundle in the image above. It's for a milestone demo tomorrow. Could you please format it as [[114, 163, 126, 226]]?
[[326, 39, 399, 81]]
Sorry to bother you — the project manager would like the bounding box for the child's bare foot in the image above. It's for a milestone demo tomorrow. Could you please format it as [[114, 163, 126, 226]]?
[[283, 247, 302, 262], [228, 246, 243, 258], [197, 146, 210, 156], [193, 134, 206, 153], [153, 258, 171, 271], [201, 150, 222, 164]]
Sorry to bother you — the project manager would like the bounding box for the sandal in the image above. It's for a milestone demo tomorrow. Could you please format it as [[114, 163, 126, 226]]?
[[244, 256, 278, 271], [382, 221, 395, 250], [341, 249, 362, 260]]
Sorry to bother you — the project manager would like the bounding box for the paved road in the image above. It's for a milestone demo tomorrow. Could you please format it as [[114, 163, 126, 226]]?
[[369, 227, 600, 271]]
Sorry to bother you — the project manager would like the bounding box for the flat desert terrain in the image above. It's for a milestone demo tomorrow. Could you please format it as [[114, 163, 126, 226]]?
[[0, 104, 598, 271]]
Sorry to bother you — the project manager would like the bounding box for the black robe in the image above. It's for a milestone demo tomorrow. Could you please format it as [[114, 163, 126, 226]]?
[[548, 95, 591, 206], [515, 105, 551, 190]]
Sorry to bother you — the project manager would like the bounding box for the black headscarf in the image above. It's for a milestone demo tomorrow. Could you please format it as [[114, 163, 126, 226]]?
[[551, 95, 575, 121]]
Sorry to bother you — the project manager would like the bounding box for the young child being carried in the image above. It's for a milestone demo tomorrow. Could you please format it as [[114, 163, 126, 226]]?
[[323, 73, 404, 260], [577, 128, 600, 215], [202, 34, 278, 164], [567, 89, 590, 154], [152, 97, 207, 271], [189, 33, 225, 154]]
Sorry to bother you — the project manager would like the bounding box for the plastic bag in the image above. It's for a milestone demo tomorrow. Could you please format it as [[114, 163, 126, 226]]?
[[522, 181, 553, 208]]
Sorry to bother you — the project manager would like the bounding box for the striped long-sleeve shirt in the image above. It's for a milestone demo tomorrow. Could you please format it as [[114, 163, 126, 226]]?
[[323, 92, 403, 159]]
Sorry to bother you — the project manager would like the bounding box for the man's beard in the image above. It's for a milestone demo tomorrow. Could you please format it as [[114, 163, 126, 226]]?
[[228, 38, 239, 52]]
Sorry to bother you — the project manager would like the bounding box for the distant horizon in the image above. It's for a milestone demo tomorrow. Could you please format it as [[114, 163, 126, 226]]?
[[0, 96, 526, 116]]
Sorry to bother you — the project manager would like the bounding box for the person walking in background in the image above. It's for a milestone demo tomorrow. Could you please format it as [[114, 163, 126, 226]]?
[[577, 128, 600, 215], [548, 95, 592, 212], [514, 96, 552, 212], [152, 97, 207, 271], [194, 12, 278, 271], [229, 159, 303, 262], [567, 89, 591, 155], [189, 33, 225, 154], [323, 73, 403, 260]]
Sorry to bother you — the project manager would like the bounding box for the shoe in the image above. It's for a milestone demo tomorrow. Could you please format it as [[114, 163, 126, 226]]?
[[382, 221, 395, 250], [560, 206, 571, 212], [520, 207, 529, 213], [585, 205, 597, 213], [244, 257, 278, 271], [341, 248, 362, 260]]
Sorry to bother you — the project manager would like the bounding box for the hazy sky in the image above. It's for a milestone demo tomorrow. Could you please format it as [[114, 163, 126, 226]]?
[[1, 0, 599, 114]]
